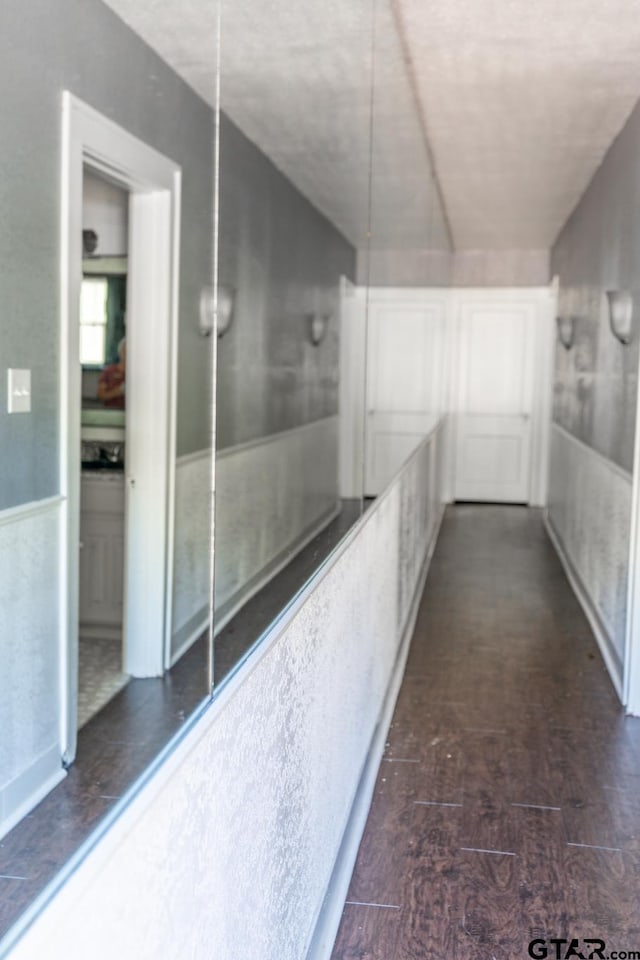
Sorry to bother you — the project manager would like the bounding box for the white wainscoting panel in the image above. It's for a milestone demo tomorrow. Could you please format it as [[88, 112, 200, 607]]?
[[214, 417, 339, 625], [5, 423, 446, 960], [397, 425, 442, 628], [0, 498, 65, 838], [547, 424, 631, 689], [171, 450, 212, 663]]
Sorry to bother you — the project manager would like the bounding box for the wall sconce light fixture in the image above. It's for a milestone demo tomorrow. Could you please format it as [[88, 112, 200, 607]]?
[[216, 285, 236, 337], [606, 290, 633, 345], [556, 315, 575, 350], [82, 229, 98, 256], [199, 284, 236, 338], [307, 313, 329, 346]]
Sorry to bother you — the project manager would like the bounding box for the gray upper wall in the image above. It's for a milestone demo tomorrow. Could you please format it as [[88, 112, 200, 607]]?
[[357, 248, 452, 287], [451, 250, 550, 287], [552, 99, 640, 473], [358, 247, 551, 288], [0, 0, 214, 511], [216, 113, 356, 451]]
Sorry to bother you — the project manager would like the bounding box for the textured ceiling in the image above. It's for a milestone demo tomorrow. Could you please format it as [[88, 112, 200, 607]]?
[[102, 0, 640, 252], [395, 0, 640, 249]]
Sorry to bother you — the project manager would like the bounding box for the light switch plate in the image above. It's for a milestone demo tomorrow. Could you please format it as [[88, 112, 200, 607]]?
[[8, 369, 31, 413]]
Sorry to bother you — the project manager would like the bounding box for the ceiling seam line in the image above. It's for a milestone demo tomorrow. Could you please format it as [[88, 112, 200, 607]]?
[[389, 0, 456, 252]]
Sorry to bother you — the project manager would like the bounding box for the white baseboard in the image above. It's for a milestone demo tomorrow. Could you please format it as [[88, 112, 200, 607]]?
[[305, 504, 445, 960], [0, 746, 66, 842], [544, 511, 624, 701]]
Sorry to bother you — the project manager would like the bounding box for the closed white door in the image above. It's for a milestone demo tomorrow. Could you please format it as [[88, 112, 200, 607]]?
[[454, 300, 535, 503], [365, 297, 445, 495]]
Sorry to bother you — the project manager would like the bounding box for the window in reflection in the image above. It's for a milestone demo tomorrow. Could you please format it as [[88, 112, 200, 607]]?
[[79, 278, 109, 365]]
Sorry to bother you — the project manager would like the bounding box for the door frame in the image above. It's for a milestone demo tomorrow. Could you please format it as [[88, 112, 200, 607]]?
[[60, 92, 181, 763], [624, 339, 640, 714]]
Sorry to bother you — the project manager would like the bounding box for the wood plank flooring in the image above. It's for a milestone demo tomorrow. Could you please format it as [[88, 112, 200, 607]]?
[[331, 505, 640, 960]]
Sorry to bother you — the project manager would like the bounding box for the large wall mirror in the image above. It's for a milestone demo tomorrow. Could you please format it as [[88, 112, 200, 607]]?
[[0, 0, 216, 942], [212, 0, 376, 683], [0, 0, 459, 946], [0, 0, 392, 947]]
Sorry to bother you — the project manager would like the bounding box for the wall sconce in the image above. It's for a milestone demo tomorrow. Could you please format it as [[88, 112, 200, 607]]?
[[307, 313, 329, 346], [217, 285, 236, 337], [606, 290, 633, 345], [82, 229, 98, 256], [556, 315, 575, 350], [199, 284, 236, 338]]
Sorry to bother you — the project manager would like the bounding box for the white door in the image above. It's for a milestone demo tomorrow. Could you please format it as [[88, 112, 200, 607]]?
[[365, 296, 446, 495], [454, 300, 535, 503]]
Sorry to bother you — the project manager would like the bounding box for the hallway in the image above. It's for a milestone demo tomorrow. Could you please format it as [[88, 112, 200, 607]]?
[[332, 506, 640, 959]]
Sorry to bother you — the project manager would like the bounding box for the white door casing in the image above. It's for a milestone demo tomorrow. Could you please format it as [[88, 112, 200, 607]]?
[[60, 93, 181, 764], [365, 291, 447, 496], [125, 187, 176, 678], [453, 298, 536, 503]]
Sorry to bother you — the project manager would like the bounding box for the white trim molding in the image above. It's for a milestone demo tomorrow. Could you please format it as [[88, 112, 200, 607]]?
[[0, 495, 64, 528], [60, 92, 182, 763]]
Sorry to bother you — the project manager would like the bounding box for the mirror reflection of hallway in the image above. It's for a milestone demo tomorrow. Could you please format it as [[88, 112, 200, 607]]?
[[78, 168, 130, 728], [0, 24, 215, 933]]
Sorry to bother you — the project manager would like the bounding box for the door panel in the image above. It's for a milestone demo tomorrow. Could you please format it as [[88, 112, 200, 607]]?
[[464, 311, 531, 412], [365, 298, 446, 496], [454, 301, 535, 503], [455, 414, 531, 502]]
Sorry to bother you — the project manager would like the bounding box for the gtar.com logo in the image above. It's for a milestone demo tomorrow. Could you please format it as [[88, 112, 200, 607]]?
[[528, 939, 640, 959]]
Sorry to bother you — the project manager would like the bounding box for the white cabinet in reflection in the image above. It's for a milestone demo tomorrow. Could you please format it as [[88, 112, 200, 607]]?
[[79, 472, 125, 633]]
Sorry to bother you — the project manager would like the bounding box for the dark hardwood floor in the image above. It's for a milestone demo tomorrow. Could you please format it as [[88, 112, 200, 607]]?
[[331, 505, 640, 960], [0, 500, 362, 944]]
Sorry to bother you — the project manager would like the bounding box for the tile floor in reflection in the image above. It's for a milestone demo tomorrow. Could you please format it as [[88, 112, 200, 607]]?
[[78, 635, 129, 728]]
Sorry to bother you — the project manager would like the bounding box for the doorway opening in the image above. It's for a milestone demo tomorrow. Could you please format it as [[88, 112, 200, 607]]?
[[77, 168, 130, 728], [60, 93, 182, 764]]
